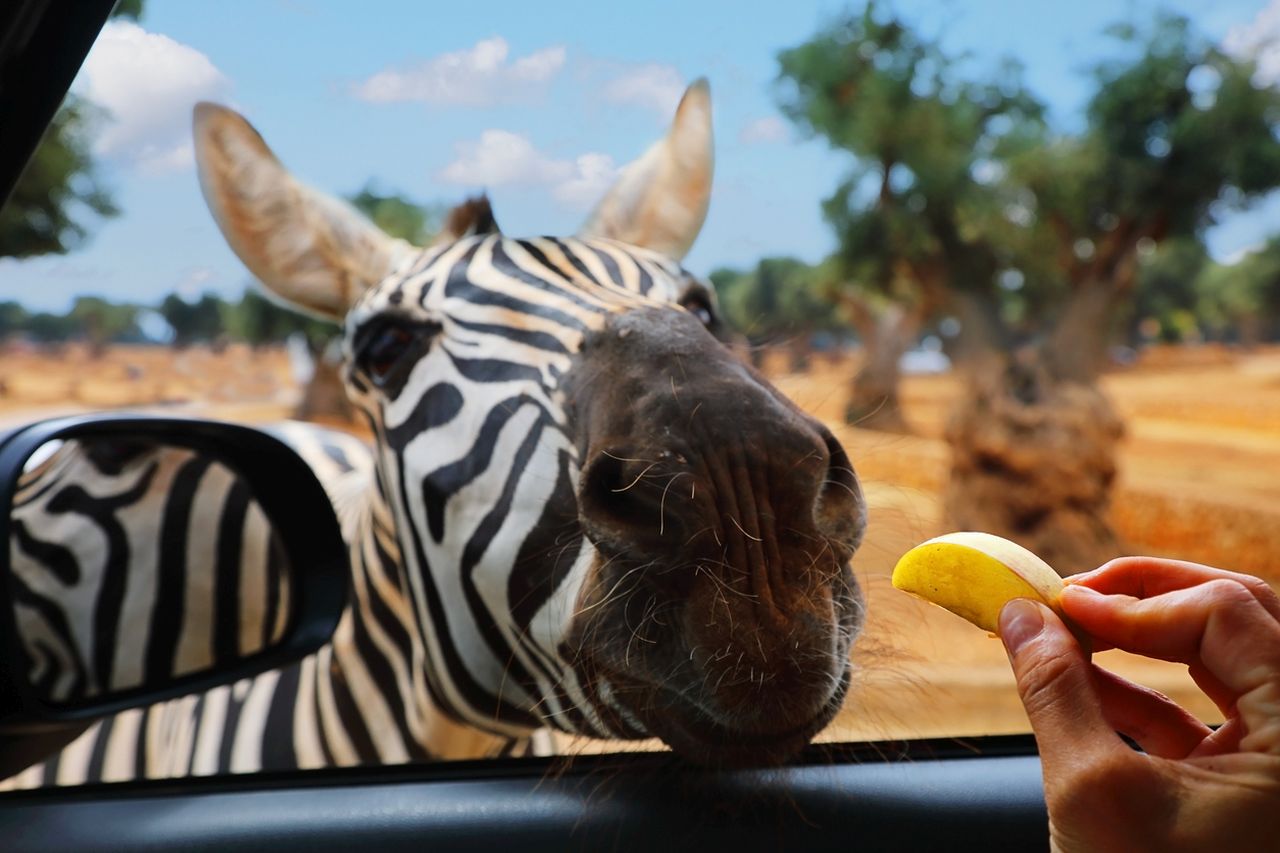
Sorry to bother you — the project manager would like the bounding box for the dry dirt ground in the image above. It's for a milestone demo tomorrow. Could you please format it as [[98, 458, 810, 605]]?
[[3, 342, 1278, 747]]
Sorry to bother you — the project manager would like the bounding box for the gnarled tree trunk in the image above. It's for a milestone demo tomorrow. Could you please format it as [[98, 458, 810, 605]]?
[[787, 335, 813, 373], [944, 357, 1125, 574], [944, 281, 1129, 575], [293, 338, 356, 426], [843, 298, 922, 432]]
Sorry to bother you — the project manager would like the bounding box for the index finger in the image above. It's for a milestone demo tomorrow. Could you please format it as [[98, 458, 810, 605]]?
[[1068, 557, 1280, 624], [1061, 579, 1280, 700]]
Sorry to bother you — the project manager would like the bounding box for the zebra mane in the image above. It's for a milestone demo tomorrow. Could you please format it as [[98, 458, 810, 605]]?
[[436, 195, 500, 245]]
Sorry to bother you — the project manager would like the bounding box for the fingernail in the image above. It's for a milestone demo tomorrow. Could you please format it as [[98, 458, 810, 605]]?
[[999, 598, 1044, 654]]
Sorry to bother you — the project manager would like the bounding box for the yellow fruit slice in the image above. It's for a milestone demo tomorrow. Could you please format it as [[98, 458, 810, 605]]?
[[891, 532, 1065, 635]]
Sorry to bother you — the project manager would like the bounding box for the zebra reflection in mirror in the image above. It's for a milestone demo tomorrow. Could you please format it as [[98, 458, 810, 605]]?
[[10, 437, 292, 704], [5, 78, 867, 786]]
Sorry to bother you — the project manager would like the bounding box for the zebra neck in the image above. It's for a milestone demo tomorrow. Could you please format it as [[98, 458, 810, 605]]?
[[321, 487, 516, 762]]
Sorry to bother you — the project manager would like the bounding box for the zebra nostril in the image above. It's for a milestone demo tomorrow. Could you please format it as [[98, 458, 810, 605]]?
[[578, 448, 683, 553], [814, 428, 864, 545]]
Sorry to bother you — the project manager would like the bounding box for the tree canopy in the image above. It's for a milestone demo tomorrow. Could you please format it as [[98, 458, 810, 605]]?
[[0, 1, 144, 260], [347, 183, 443, 247], [777, 4, 1280, 568], [0, 98, 119, 259], [778, 5, 1280, 381], [778, 4, 1044, 350]]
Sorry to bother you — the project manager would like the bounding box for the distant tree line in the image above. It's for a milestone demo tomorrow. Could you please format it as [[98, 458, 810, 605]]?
[[707, 240, 1280, 358], [1136, 237, 1280, 345], [0, 289, 336, 353], [5, 229, 1275, 360], [1, 178, 442, 356]]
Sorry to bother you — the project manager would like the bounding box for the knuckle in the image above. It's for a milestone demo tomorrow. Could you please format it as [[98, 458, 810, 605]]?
[[1200, 578, 1257, 608], [1015, 645, 1078, 714], [1237, 574, 1280, 608], [1064, 751, 1139, 791], [1239, 684, 1280, 754]]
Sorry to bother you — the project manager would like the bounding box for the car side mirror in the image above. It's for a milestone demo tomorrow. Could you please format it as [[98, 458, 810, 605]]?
[[0, 415, 347, 752]]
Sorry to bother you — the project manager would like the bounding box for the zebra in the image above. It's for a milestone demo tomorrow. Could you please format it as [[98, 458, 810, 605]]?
[[10, 436, 293, 705], [3, 78, 867, 786]]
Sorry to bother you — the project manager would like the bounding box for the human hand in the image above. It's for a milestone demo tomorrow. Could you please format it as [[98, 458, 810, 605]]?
[[999, 556, 1280, 853]]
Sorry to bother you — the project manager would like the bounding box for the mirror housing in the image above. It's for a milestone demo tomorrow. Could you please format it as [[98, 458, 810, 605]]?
[[0, 414, 348, 734]]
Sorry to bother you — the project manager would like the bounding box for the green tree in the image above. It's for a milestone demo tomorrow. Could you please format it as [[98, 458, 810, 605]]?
[[0, 302, 29, 340], [1196, 238, 1280, 345], [221, 289, 335, 350], [778, 7, 1280, 572], [712, 255, 839, 369], [111, 0, 145, 20], [23, 312, 78, 344], [0, 2, 143, 259], [70, 295, 141, 355], [347, 183, 442, 246], [1003, 14, 1280, 379], [0, 99, 119, 258], [159, 293, 226, 348], [0, 297, 143, 348], [778, 3, 1043, 429], [1131, 239, 1209, 343]]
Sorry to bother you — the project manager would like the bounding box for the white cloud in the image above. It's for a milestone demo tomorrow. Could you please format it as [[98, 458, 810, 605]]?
[[352, 37, 565, 106], [600, 63, 685, 118], [79, 21, 231, 174], [438, 130, 617, 210], [738, 116, 789, 144], [439, 130, 569, 185], [551, 153, 619, 208], [511, 47, 566, 83], [1223, 1, 1280, 86]]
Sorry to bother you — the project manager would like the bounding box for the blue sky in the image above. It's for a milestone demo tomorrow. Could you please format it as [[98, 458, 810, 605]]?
[[3, 0, 1279, 313]]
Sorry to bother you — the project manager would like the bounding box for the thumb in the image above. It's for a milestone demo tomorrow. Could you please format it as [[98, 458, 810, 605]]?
[[1000, 598, 1124, 769]]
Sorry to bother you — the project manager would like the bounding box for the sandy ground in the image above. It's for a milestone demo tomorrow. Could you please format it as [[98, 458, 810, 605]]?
[[3, 342, 1278, 746]]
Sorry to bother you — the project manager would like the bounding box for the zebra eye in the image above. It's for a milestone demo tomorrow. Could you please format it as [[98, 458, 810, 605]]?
[[679, 294, 716, 328], [355, 320, 438, 389]]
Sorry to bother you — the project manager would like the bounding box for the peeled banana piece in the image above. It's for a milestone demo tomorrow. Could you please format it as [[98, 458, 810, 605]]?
[[891, 532, 1066, 635]]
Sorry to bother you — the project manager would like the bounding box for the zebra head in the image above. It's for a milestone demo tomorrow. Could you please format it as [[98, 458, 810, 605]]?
[[193, 81, 866, 767]]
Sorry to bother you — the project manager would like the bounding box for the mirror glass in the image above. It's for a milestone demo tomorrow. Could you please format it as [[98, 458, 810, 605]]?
[[8, 437, 293, 707]]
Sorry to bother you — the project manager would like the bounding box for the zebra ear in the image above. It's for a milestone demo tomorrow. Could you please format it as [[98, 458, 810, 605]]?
[[193, 103, 415, 321], [577, 78, 713, 261]]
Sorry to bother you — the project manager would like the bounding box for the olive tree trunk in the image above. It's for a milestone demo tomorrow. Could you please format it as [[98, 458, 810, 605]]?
[[843, 299, 921, 432], [293, 338, 356, 425], [787, 335, 814, 373], [944, 282, 1127, 574]]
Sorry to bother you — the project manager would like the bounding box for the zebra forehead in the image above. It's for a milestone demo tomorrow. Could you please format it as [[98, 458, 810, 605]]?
[[347, 234, 689, 324]]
